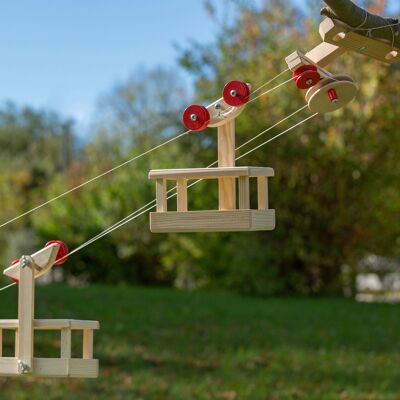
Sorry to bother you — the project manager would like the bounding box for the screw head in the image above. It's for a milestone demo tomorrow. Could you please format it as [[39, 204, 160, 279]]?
[[230, 89, 237, 97], [190, 114, 197, 121], [18, 360, 30, 374]]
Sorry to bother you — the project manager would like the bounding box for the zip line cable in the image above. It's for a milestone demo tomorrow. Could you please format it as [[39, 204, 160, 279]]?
[[61, 111, 319, 260], [0, 110, 318, 293], [0, 69, 291, 231], [0, 129, 192, 229], [61, 104, 309, 257]]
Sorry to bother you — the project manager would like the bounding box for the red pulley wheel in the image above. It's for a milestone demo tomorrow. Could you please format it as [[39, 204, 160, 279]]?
[[293, 65, 320, 90], [9, 259, 20, 283], [182, 105, 210, 131], [223, 80, 251, 107], [45, 240, 69, 265]]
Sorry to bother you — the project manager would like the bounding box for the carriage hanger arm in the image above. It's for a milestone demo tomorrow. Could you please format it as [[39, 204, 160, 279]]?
[[321, 0, 400, 49]]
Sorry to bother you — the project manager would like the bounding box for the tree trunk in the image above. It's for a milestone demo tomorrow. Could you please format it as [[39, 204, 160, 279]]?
[[321, 0, 400, 48]]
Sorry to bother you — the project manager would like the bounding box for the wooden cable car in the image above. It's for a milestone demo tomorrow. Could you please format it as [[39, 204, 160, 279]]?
[[0, 241, 99, 378], [149, 80, 276, 233]]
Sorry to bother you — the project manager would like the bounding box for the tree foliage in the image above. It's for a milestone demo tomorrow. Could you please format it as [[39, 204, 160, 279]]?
[[1, 1, 399, 295]]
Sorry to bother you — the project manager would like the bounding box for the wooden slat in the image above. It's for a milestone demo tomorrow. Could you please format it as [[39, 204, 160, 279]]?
[[0, 319, 100, 331], [83, 330, 94, 359], [0, 329, 2, 358], [33, 358, 69, 377], [3, 244, 59, 281], [70, 320, 100, 330], [305, 42, 346, 68], [155, 179, 167, 212], [60, 329, 71, 359], [176, 178, 188, 212], [14, 331, 18, 358], [0, 358, 19, 375], [150, 210, 275, 233], [17, 256, 35, 373], [257, 177, 269, 210], [69, 359, 98, 378], [238, 177, 250, 210], [218, 120, 236, 211], [319, 18, 400, 64], [0, 358, 99, 378], [149, 167, 274, 180]]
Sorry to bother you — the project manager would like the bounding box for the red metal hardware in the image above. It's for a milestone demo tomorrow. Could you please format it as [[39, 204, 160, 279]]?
[[10, 259, 19, 283], [328, 88, 339, 103], [182, 104, 211, 131], [293, 65, 320, 89], [222, 80, 251, 107], [45, 240, 69, 265]]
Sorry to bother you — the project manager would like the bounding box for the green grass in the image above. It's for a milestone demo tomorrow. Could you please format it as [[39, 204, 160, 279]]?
[[0, 284, 399, 399]]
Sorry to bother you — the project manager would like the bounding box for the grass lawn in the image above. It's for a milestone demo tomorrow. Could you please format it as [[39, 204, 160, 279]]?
[[0, 284, 399, 399]]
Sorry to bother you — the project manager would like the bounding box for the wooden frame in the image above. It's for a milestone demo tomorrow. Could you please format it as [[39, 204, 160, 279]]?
[[0, 251, 99, 378], [149, 167, 275, 233]]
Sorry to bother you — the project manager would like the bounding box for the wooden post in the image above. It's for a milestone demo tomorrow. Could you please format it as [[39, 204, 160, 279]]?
[[238, 177, 250, 210], [16, 255, 35, 374], [83, 330, 94, 359], [61, 328, 72, 359], [218, 120, 236, 210], [156, 179, 167, 212], [176, 178, 188, 212], [257, 177, 269, 210]]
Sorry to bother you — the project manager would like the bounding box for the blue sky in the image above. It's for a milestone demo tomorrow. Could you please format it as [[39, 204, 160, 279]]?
[[0, 0, 398, 135]]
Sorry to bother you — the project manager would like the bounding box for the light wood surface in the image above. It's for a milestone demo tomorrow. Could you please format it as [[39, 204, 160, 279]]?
[[176, 178, 188, 212], [156, 179, 167, 212], [17, 256, 35, 373], [257, 177, 269, 210], [83, 330, 94, 359], [150, 210, 275, 233], [286, 44, 345, 71], [3, 244, 59, 281], [0, 319, 100, 330], [238, 177, 250, 210], [0, 358, 99, 378], [207, 99, 246, 128], [305, 75, 358, 113], [61, 328, 72, 359], [149, 167, 275, 180], [320, 18, 400, 64], [218, 120, 236, 211]]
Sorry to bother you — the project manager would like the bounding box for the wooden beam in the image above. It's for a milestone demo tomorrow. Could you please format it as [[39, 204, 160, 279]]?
[[155, 179, 167, 212], [176, 178, 188, 212], [149, 166, 275, 180], [16, 256, 35, 374], [60, 328, 71, 359], [238, 177, 250, 210], [218, 120, 236, 211], [257, 177, 269, 210], [83, 330, 94, 360]]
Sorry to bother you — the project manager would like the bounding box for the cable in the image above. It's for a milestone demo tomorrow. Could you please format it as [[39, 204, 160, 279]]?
[[62, 111, 319, 256], [0, 282, 16, 292], [0, 109, 318, 293], [65, 104, 309, 255], [0, 129, 192, 230], [0, 68, 292, 231]]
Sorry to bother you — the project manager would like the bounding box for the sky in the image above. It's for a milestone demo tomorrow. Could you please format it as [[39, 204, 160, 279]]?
[[0, 0, 398, 135]]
